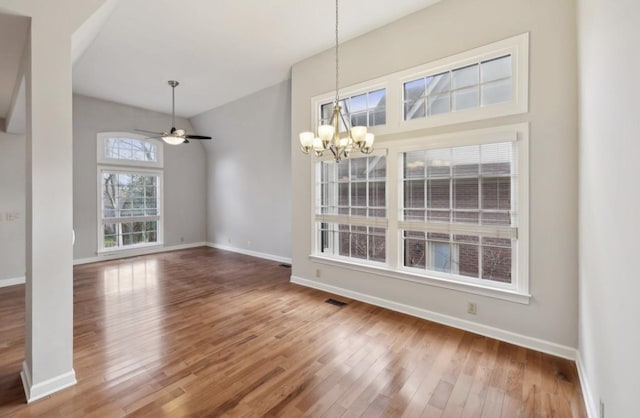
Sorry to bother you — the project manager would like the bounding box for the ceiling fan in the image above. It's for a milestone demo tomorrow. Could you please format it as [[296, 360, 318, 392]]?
[[136, 80, 212, 145]]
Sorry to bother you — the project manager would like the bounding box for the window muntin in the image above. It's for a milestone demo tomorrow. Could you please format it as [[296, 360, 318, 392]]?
[[403, 55, 512, 121], [316, 155, 388, 263], [320, 88, 386, 129]]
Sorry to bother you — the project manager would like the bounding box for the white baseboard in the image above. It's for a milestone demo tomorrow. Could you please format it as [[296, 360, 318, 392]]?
[[21, 361, 77, 403], [576, 351, 598, 418], [206, 242, 292, 265], [73, 242, 208, 265], [0, 276, 25, 288], [290, 275, 577, 361]]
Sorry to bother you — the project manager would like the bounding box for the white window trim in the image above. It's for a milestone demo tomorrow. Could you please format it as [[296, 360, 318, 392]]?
[[310, 33, 529, 138], [309, 123, 530, 304], [97, 131, 164, 168]]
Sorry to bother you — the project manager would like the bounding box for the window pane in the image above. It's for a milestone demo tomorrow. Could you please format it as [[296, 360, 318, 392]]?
[[426, 149, 451, 178], [368, 181, 386, 210], [370, 110, 386, 126], [404, 79, 425, 101], [452, 87, 479, 111], [321, 103, 333, 124], [428, 94, 450, 115], [455, 235, 480, 278], [368, 227, 386, 262], [404, 180, 425, 208], [338, 183, 349, 206], [348, 93, 367, 113], [404, 231, 426, 269], [351, 182, 366, 207], [481, 142, 512, 176], [429, 241, 451, 273], [481, 78, 512, 106], [427, 73, 450, 94], [482, 237, 512, 282], [404, 99, 425, 120], [427, 179, 450, 209], [350, 112, 367, 127], [452, 64, 478, 90], [369, 156, 386, 179], [453, 178, 479, 209], [350, 157, 367, 180], [453, 146, 480, 177], [481, 55, 511, 83], [481, 177, 511, 210], [404, 151, 426, 178]]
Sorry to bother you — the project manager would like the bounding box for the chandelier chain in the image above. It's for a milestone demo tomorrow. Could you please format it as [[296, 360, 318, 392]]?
[[335, 0, 339, 105]]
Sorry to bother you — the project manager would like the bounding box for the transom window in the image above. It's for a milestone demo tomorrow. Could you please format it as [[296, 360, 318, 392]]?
[[311, 33, 528, 138], [319, 88, 387, 129], [403, 55, 513, 120], [104, 137, 159, 162], [97, 132, 163, 252]]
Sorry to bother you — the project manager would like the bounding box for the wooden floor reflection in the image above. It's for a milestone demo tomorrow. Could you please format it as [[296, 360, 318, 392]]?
[[0, 247, 586, 417]]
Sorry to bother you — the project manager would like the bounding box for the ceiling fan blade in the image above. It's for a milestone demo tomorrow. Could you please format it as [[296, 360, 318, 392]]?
[[135, 128, 164, 135], [184, 135, 212, 140]]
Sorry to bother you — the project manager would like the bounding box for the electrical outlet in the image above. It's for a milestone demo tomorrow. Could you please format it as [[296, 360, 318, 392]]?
[[467, 302, 477, 315], [180, 236, 184, 243], [600, 400, 605, 418], [315, 269, 321, 278]]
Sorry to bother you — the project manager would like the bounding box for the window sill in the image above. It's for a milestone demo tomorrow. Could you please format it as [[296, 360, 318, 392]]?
[[308, 254, 531, 305], [97, 242, 163, 255]]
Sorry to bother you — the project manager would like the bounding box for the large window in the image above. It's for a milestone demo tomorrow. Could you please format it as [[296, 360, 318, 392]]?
[[311, 125, 529, 302], [400, 142, 517, 284], [97, 133, 163, 252]]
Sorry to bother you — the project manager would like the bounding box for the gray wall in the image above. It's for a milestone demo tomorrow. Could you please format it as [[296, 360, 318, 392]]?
[[73, 94, 207, 260], [191, 80, 292, 261], [291, 0, 579, 348], [578, 0, 640, 415], [0, 131, 25, 284]]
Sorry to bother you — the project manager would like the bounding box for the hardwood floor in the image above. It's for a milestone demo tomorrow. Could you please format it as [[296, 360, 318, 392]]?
[[0, 247, 586, 417]]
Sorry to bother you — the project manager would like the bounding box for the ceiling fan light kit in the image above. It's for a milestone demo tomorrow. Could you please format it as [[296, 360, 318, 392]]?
[[136, 80, 212, 145], [298, 0, 374, 163]]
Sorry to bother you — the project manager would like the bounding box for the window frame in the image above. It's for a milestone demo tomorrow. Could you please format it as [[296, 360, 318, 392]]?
[[96, 132, 165, 253], [309, 123, 530, 304]]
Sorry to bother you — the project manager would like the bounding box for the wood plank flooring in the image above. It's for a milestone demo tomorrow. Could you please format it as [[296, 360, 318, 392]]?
[[0, 247, 586, 417]]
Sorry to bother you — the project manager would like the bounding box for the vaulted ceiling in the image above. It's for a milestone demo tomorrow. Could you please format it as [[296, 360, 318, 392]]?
[[72, 0, 441, 118]]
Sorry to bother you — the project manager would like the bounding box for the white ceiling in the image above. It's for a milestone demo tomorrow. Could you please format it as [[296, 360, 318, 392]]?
[[72, 0, 440, 118], [0, 13, 29, 120]]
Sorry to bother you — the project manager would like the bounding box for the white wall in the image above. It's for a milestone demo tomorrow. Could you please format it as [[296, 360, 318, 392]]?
[[191, 80, 292, 261], [0, 130, 25, 285], [291, 0, 579, 351], [73, 94, 207, 261], [578, 0, 640, 416]]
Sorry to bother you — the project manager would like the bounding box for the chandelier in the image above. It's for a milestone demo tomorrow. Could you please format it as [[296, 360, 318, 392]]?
[[298, 0, 374, 163]]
